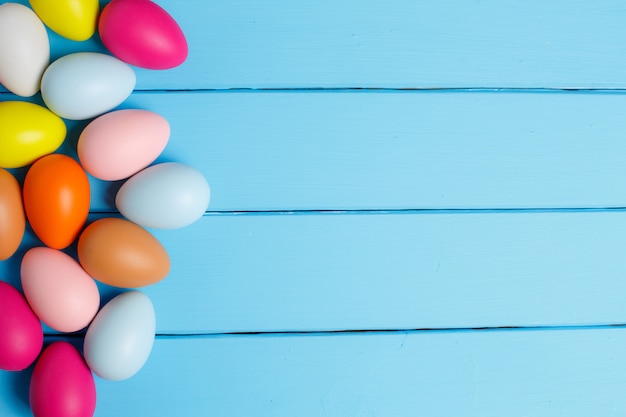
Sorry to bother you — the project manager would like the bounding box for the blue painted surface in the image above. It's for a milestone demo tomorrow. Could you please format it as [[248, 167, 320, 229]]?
[[7, 1, 626, 90], [3, 0, 626, 416], [0, 210, 623, 334]]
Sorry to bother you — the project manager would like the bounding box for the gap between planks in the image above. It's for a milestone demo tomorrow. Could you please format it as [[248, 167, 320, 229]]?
[[132, 87, 626, 95], [7, 87, 626, 95], [88, 207, 626, 216], [43, 323, 626, 339]]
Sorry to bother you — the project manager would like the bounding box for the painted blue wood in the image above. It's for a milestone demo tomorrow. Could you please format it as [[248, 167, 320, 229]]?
[[28, 90, 626, 212], [2, 0, 626, 416], [5, 0, 626, 89], [3, 329, 626, 417], [108, 210, 626, 332], [3, 210, 626, 334]]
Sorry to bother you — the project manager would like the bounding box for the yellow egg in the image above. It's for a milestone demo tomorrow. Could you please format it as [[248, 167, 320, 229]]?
[[29, 0, 99, 41], [0, 101, 66, 169]]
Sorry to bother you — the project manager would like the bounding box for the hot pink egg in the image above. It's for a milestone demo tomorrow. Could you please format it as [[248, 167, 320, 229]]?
[[30, 342, 96, 417], [99, 0, 188, 69], [77, 109, 170, 181], [0, 281, 43, 371]]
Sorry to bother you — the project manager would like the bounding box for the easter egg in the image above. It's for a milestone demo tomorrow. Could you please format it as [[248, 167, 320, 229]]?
[[0, 3, 49, 97], [0, 281, 43, 371], [23, 154, 90, 250], [84, 291, 155, 381], [99, 0, 188, 69], [78, 218, 170, 288], [77, 109, 170, 181], [41, 52, 136, 120], [0, 101, 66, 169], [116, 162, 210, 229], [0, 169, 25, 260], [29, 0, 99, 41], [30, 342, 96, 417], [21, 247, 100, 333]]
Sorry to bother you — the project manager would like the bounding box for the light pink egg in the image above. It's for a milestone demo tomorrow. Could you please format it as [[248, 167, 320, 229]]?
[[0, 281, 43, 371], [21, 247, 100, 333], [77, 109, 170, 181], [30, 342, 96, 417]]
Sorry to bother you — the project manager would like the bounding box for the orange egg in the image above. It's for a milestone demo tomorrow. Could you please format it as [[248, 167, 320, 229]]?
[[77, 217, 170, 288], [23, 154, 90, 249], [0, 168, 25, 260]]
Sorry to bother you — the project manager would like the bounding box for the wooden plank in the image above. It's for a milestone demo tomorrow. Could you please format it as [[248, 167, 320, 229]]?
[[4, 0, 626, 89], [3, 329, 626, 416], [66, 90, 626, 211], [4, 210, 626, 333]]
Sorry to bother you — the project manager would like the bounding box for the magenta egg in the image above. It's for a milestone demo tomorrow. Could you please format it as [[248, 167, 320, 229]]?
[[30, 342, 96, 417], [0, 281, 43, 371], [99, 0, 188, 69]]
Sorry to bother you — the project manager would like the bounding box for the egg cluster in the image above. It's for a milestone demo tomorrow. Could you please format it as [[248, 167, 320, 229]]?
[[0, 1, 208, 416]]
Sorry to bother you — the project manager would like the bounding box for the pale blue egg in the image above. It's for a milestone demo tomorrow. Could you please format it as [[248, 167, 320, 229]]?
[[116, 162, 210, 229], [83, 291, 155, 381], [41, 52, 136, 120]]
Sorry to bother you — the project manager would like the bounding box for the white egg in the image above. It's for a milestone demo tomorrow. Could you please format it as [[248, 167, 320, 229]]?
[[83, 291, 156, 381], [41, 52, 136, 120], [0, 3, 49, 97], [116, 162, 210, 229]]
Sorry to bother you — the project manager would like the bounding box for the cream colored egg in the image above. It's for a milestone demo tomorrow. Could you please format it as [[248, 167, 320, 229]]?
[[0, 3, 49, 97]]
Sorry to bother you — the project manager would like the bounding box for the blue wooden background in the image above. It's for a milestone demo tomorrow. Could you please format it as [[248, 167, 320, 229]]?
[[3, 0, 626, 415]]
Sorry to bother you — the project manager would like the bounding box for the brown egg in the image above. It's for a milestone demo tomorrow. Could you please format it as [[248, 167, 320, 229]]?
[[77, 217, 170, 288], [0, 168, 25, 260]]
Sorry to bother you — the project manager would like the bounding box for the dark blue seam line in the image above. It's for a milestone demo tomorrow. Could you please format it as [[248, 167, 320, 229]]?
[[42, 323, 626, 339], [87, 207, 626, 216], [111, 87, 626, 95], [5, 87, 626, 95], [200, 207, 626, 216]]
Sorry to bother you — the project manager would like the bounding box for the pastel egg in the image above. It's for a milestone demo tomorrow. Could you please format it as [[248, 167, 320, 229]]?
[[99, 0, 188, 69], [78, 218, 170, 288], [0, 281, 43, 371], [0, 101, 66, 169], [0, 169, 25, 260], [41, 52, 136, 120], [84, 291, 155, 381], [29, 0, 99, 41], [116, 162, 210, 229], [0, 3, 49, 96], [21, 247, 100, 333], [23, 154, 90, 250], [30, 342, 96, 417], [77, 109, 170, 181]]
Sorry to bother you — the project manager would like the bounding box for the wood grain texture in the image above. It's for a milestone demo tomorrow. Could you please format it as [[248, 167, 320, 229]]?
[[110, 210, 626, 332], [43, 90, 626, 212], [5, 0, 626, 89], [3, 211, 626, 333], [1, 0, 624, 416], [3, 329, 626, 417]]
